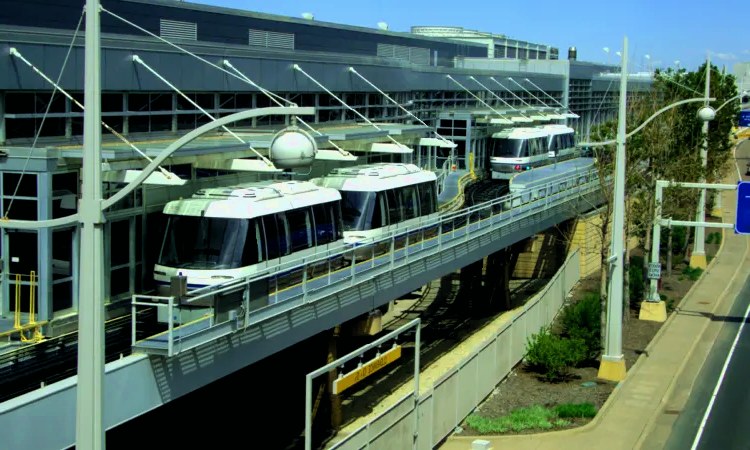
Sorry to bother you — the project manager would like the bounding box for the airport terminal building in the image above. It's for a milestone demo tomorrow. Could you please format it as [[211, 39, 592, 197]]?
[[0, 0, 652, 336]]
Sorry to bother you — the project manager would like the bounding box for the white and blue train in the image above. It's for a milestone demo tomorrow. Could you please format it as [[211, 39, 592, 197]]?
[[154, 180, 347, 302], [489, 126, 578, 180], [311, 163, 440, 255], [152, 161, 597, 308]]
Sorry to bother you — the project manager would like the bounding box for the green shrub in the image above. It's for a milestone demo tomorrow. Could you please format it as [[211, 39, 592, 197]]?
[[671, 226, 687, 253], [682, 266, 704, 281], [561, 293, 602, 360], [525, 327, 586, 381], [714, 232, 722, 246], [554, 402, 598, 418], [629, 262, 644, 302]]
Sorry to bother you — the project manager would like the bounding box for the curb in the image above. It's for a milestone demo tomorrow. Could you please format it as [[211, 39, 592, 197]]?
[[448, 158, 741, 444]]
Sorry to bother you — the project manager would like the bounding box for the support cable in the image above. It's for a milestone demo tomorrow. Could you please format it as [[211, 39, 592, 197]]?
[[522, 78, 576, 113], [132, 55, 273, 166], [471, 77, 545, 118], [223, 61, 351, 157], [447, 75, 529, 120], [10, 48, 177, 180], [5, 9, 83, 219], [507, 77, 555, 109], [293, 64, 408, 149], [348, 67, 455, 147]]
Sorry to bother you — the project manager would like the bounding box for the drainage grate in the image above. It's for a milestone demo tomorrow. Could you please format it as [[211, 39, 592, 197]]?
[[664, 410, 681, 415], [697, 301, 711, 305]]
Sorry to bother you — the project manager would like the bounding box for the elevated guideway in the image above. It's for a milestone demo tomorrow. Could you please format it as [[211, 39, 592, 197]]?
[[0, 163, 608, 450]]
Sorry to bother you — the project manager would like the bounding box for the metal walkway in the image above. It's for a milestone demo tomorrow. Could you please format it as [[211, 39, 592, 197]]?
[[0, 168, 608, 450]]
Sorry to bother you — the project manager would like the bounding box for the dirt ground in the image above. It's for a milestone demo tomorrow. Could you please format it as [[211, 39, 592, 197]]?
[[458, 221, 723, 436]]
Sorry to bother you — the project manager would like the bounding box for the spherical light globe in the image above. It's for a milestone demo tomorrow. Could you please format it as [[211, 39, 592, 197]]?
[[696, 106, 716, 122], [269, 128, 317, 168]]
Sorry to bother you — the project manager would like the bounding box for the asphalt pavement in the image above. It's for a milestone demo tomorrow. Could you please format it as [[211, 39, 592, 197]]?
[[661, 140, 750, 450]]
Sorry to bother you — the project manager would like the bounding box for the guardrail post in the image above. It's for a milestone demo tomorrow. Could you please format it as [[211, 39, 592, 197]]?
[[405, 229, 410, 263], [350, 247, 357, 286], [438, 221, 443, 251], [131, 295, 137, 348], [389, 234, 396, 267], [167, 297, 174, 357], [302, 258, 308, 302]]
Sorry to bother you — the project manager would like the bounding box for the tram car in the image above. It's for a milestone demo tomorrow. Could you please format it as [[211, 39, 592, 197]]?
[[311, 163, 440, 260], [538, 124, 577, 162], [153, 180, 346, 304], [489, 127, 551, 180]]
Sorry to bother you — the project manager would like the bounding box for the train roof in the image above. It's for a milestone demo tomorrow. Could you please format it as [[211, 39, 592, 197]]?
[[537, 124, 575, 135], [162, 180, 341, 219], [491, 127, 550, 140], [312, 163, 437, 192]]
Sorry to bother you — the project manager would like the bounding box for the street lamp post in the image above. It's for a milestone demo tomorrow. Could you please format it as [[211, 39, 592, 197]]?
[[597, 35, 629, 382], [690, 53, 711, 270], [76, 0, 105, 448]]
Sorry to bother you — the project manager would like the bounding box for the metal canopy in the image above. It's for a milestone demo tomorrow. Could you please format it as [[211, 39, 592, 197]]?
[[315, 149, 359, 161], [101, 170, 187, 185], [370, 143, 413, 154], [193, 158, 284, 172], [419, 137, 458, 148], [511, 117, 534, 123]]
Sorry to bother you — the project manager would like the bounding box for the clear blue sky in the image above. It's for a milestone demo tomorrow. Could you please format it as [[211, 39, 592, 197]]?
[[195, 0, 743, 73]]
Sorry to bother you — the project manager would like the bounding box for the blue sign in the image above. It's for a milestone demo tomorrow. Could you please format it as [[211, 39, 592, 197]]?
[[739, 110, 750, 127], [736, 181, 750, 234]]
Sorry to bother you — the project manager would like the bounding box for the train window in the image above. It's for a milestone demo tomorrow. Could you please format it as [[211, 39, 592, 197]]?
[[312, 203, 333, 245], [490, 138, 523, 158], [372, 193, 386, 227], [417, 183, 436, 216], [340, 190, 376, 231], [262, 215, 287, 260], [385, 189, 402, 224], [241, 219, 263, 265], [286, 208, 313, 252], [157, 216, 249, 270], [332, 202, 344, 239], [400, 185, 419, 221]]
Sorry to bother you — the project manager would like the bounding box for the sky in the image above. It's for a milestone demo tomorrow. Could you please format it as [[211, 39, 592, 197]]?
[[195, 0, 744, 74]]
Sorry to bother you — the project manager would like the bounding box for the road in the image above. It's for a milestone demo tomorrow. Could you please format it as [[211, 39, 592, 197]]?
[[661, 139, 750, 450]]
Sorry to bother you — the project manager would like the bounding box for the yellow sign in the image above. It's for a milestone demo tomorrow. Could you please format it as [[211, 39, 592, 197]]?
[[332, 345, 402, 395]]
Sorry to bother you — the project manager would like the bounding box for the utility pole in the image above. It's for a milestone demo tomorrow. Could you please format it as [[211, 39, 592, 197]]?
[[598, 35, 628, 382], [76, 0, 106, 448], [691, 53, 710, 269]]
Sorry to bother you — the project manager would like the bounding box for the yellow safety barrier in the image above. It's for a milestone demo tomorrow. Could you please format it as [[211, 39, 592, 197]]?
[[12, 272, 45, 343]]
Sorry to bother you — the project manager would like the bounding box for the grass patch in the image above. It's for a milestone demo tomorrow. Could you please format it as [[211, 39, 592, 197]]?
[[465, 403, 597, 434], [554, 402, 598, 418]]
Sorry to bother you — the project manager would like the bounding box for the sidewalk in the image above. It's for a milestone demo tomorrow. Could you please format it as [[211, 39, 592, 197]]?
[[442, 170, 750, 450]]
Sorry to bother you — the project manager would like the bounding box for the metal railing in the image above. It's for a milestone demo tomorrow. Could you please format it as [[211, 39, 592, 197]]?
[[132, 167, 608, 355], [2, 272, 46, 344]]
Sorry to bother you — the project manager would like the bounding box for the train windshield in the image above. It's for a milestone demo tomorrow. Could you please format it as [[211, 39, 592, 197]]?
[[490, 138, 526, 158], [340, 190, 376, 231], [158, 215, 250, 270]]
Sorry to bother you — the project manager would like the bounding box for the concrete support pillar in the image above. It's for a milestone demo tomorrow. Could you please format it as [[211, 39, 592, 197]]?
[[459, 259, 484, 311], [327, 325, 342, 429], [37, 172, 53, 328], [0, 92, 6, 145], [65, 96, 73, 139], [122, 93, 129, 135], [486, 241, 525, 311], [171, 93, 178, 133]]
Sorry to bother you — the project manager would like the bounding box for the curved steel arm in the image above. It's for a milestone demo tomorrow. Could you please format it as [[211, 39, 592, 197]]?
[[102, 107, 314, 209], [0, 107, 314, 230], [578, 97, 716, 148], [715, 92, 746, 113]]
